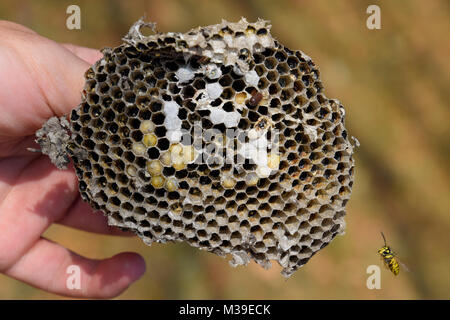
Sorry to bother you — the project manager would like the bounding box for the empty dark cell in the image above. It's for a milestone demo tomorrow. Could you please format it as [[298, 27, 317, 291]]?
[[177, 107, 187, 120], [131, 71, 144, 81], [112, 88, 123, 99], [221, 88, 234, 100], [193, 79, 206, 90], [212, 123, 227, 134], [337, 162, 346, 171], [334, 151, 342, 161], [169, 83, 181, 94], [219, 75, 232, 87], [96, 72, 108, 83], [232, 79, 245, 91], [175, 170, 188, 179], [147, 147, 160, 159], [179, 181, 189, 190], [309, 152, 320, 160], [185, 163, 198, 172], [182, 85, 196, 98], [262, 47, 274, 57], [79, 180, 87, 192], [222, 102, 234, 112], [254, 65, 265, 76], [124, 46, 139, 58], [154, 68, 166, 79], [143, 185, 155, 195], [224, 190, 236, 198], [139, 109, 151, 120], [119, 127, 130, 138], [280, 90, 292, 101], [163, 166, 175, 176], [154, 126, 167, 137], [140, 220, 150, 228], [287, 57, 299, 68], [162, 94, 172, 101], [145, 76, 156, 87], [242, 161, 257, 171], [152, 113, 165, 125], [112, 101, 125, 113], [168, 191, 180, 201], [299, 171, 309, 181], [70, 110, 80, 121], [157, 138, 170, 150], [150, 101, 162, 112], [283, 127, 294, 136], [314, 81, 322, 92], [293, 81, 303, 92], [253, 53, 264, 64], [302, 75, 310, 86], [284, 140, 296, 149], [154, 188, 166, 198], [126, 106, 139, 118], [268, 84, 279, 95], [267, 71, 277, 82], [270, 98, 281, 109], [294, 132, 303, 142], [331, 112, 340, 122], [247, 110, 260, 122], [156, 80, 168, 89], [135, 157, 147, 168], [188, 112, 201, 124], [123, 151, 135, 162], [98, 143, 109, 154], [278, 76, 288, 87], [310, 141, 320, 150], [276, 63, 289, 74], [79, 115, 91, 125], [238, 118, 250, 129], [81, 127, 93, 138], [275, 51, 287, 62], [109, 196, 121, 206], [201, 117, 213, 129], [133, 192, 144, 203], [118, 66, 130, 77], [264, 58, 276, 69], [81, 139, 95, 150], [165, 61, 179, 71], [200, 176, 212, 185], [306, 88, 315, 99]]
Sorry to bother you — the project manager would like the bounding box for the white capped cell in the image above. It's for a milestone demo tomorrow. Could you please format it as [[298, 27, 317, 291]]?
[[175, 66, 195, 83]]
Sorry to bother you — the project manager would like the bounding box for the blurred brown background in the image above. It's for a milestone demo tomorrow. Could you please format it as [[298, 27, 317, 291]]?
[[0, 0, 449, 299]]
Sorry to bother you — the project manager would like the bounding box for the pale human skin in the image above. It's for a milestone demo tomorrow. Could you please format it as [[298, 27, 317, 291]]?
[[0, 21, 146, 298]]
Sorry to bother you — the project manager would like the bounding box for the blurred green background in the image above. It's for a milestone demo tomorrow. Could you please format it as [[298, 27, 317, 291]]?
[[0, 0, 449, 299]]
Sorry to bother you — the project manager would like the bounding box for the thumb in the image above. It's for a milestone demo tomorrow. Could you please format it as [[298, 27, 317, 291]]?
[[0, 21, 100, 134]]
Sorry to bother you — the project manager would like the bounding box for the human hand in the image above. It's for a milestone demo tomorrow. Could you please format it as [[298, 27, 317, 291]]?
[[0, 21, 146, 298]]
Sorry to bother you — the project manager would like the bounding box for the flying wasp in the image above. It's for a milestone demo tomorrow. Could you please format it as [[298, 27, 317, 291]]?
[[378, 232, 409, 276]]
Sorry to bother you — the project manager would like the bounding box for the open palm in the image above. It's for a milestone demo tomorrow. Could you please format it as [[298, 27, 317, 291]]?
[[0, 21, 145, 298]]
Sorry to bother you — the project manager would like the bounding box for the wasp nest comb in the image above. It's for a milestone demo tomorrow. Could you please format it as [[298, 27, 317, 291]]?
[[37, 18, 357, 277]]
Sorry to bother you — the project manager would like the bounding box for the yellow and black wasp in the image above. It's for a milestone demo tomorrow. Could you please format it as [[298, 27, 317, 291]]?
[[378, 232, 409, 276]]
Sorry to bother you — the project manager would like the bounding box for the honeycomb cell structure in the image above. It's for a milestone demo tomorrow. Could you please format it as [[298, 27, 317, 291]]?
[[40, 18, 357, 277]]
